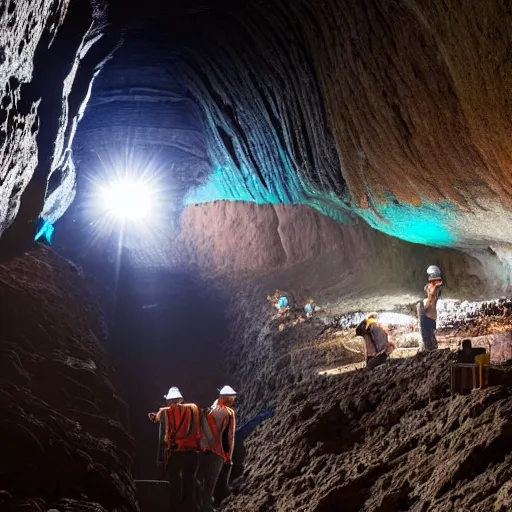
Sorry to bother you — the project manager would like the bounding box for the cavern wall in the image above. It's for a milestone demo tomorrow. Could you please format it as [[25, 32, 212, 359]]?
[[174, 0, 512, 250], [0, 246, 137, 511], [0, 0, 118, 247], [177, 201, 502, 306], [67, 1, 512, 264]]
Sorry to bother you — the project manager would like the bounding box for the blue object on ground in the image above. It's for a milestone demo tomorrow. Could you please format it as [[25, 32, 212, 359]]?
[[236, 407, 275, 442]]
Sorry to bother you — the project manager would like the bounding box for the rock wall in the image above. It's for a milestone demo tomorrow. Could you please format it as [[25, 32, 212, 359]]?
[[174, 0, 512, 248], [0, 0, 118, 247], [177, 201, 505, 304], [0, 246, 138, 511], [68, 1, 512, 254]]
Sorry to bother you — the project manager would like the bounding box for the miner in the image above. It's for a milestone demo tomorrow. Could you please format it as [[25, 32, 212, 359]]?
[[199, 385, 237, 505], [148, 386, 201, 506], [417, 265, 443, 351], [356, 313, 391, 369]]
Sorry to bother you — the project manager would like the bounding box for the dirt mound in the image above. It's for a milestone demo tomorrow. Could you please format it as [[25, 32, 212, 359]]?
[[0, 246, 138, 511], [223, 350, 512, 511]]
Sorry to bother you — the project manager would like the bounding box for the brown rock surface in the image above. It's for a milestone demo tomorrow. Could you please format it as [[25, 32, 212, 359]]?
[[0, 246, 138, 511], [174, 1, 512, 246], [302, 0, 512, 207], [178, 201, 500, 301]]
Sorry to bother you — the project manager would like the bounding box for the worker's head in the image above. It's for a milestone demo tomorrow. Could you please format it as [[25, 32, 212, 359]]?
[[218, 385, 237, 406], [426, 265, 442, 282], [164, 386, 184, 405], [461, 339, 472, 351], [365, 312, 379, 325]]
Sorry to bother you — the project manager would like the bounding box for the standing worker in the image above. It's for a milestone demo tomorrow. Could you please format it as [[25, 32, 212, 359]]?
[[417, 265, 443, 351], [199, 385, 237, 505], [355, 313, 391, 369], [148, 387, 201, 507]]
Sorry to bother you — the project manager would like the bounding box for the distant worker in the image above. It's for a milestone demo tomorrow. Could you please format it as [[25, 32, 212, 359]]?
[[267, 289, 290, 315], [304, 298, 316, 318], [355, 313, 391, 370], [417, 265, 443, 351], [200, 385, 237, 505], [148, 387, 201, 506], [456, 339, 486, 363]]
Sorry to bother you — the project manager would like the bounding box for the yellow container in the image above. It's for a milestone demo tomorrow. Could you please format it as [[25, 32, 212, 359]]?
[[474, 354, 491, 388]]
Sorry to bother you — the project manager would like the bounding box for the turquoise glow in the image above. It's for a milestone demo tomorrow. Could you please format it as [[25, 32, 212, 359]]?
[[184, 165, 353, 224], [355, 199, 456, 246], [34, 218, 55, 244], [185, 166, 456, 247]]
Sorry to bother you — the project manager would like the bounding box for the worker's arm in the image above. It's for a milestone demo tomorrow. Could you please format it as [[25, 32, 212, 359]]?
[[148, 408, 165, 423], [425, 280, 443, 308]]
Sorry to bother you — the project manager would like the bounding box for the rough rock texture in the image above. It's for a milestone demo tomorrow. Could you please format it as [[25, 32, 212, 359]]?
[[173, 1, 512, 248], [0, 0, 117, 246], [177, 201, 508, 302], [0, 245, 138, 511], [69, 0, 512, 252], [222, 297, 512, 512]]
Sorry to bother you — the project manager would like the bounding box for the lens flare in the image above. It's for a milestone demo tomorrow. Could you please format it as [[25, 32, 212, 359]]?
[[76, 147, 180, 259], [99, 177, 155, 221]]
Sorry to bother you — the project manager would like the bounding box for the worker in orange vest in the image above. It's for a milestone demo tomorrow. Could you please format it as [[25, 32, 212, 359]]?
[[199, 385, 237, 505], [148, 387, 201, 506]]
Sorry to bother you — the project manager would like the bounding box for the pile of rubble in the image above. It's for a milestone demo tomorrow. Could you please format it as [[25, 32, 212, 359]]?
[[223, 350, 512, 511], [437, 298, 512, 331]]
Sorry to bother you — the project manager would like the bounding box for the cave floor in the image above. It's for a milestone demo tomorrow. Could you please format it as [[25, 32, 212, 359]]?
[[279, 306, 512, 377], [223, 299, 512, 511]]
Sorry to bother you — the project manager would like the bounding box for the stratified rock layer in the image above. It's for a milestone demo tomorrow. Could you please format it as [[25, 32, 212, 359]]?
[[71, 1, 512, 252], [0, 246, 138, 511], [176, 0, 512, 247]]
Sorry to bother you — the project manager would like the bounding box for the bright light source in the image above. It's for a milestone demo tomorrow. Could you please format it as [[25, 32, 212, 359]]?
[[99, 177, 155, 221], [378, 312, 417, 327], [82, 150, 177, 254]]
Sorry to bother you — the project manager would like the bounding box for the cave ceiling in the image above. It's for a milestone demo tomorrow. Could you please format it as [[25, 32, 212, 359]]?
[[4, 0, 512, 254]]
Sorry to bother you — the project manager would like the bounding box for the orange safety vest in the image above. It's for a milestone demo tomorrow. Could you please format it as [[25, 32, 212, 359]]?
[[159, 403, 202, 452], [205, 404, 236, 463]]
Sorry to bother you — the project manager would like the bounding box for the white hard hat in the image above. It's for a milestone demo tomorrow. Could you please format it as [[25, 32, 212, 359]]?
[[219, 385, 237, 397], [164, 387, 183, 400], [426, 265, 442, 280]]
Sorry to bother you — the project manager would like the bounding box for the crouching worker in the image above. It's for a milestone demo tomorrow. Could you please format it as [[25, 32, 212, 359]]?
[[356, 313, 391, 370], [267, 289, 290, 316], [199, 385, 237, 505], [148, 387, 201, 507]]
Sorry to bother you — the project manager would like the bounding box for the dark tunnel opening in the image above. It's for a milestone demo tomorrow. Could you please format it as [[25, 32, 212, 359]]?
[[107, 256, 230, 479]]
